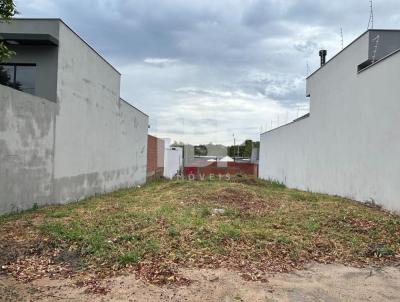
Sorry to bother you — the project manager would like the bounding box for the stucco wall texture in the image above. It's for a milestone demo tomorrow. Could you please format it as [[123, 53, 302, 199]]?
[[0, 20, 148, 214], [0, 86, 56, 213], [259, 30, 400, 212]]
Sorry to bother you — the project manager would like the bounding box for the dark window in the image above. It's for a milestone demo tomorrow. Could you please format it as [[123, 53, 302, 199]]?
[[0, 63, 36, 95]]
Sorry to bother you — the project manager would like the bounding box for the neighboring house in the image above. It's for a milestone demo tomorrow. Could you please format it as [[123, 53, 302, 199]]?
[[0, 19, 149, 214], [147, 135, 165, 180], [259, 29, 400, 212]]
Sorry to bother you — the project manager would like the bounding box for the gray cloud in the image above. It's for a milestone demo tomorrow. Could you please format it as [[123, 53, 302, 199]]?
[[17, 0, 400, 144]]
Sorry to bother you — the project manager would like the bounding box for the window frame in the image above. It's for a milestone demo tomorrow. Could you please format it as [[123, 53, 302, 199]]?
[[0, 63, 37, 94]]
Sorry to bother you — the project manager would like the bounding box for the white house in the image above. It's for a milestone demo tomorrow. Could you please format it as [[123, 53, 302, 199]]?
[[259, 29, 400, 212]]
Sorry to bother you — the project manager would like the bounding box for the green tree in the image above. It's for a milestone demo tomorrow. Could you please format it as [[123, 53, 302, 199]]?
[[243, 140, 253, 158], [0, 0, 17, 62], [227, 140, 260, 158]]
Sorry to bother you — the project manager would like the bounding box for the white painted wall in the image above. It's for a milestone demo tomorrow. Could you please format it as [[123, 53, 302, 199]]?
[[52, 22, 148, 203], [260, 31, 400, 212], [164, 147, 183, 179]]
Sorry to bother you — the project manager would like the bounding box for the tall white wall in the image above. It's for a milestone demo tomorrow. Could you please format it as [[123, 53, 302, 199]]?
[[260, 32, 400, 212], [52, 22, 148, 203]]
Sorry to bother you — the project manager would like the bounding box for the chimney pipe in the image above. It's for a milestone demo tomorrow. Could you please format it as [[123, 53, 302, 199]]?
[[319, 49, 327, 66]]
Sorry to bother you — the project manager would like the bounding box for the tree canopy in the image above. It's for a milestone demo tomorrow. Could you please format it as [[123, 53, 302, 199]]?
[[0, 0, 17, 62]]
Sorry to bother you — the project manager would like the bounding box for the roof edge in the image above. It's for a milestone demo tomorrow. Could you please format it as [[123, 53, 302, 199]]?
[[260, 112, 310, 136], [12, 18, 121, 75], [307, 28, 400, 80], [306, 30, 369, 80], [358, 47, 400, 73], [119, 98, 149, 117]]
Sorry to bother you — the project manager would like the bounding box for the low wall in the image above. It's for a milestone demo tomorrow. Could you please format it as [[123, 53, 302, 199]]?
[[184, 162, 258, 178]]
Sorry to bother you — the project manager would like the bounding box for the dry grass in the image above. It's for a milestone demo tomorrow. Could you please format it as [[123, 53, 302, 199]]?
[[0, 177, 399, 287]]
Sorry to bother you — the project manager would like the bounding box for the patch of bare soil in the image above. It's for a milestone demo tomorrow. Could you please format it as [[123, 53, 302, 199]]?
[[1, 263, 399, 302], [207, 187, 278, 214]]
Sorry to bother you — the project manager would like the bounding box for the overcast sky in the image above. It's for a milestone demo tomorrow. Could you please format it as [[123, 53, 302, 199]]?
[[18, 0, 400, 145]]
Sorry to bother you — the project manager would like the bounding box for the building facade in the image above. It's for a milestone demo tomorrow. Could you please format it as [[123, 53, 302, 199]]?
[[259, 30, 400, 212], [0, 19, 148, 214]]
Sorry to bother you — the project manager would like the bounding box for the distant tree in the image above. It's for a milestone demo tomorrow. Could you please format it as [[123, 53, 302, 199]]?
[[171, 140, 185, 147], [0, 0, 17, 62], [227, 139, 260, 158], [243, 140, 253, 158]]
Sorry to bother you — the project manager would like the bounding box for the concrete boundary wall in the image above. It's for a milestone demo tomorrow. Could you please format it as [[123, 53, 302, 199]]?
[[0, 85, 56, 213], [0, 84, 148, 214]]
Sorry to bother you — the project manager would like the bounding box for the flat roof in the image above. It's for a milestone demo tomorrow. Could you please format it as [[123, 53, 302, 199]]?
[[0, 33, 58, 46], [12, 18, 121, 75], [260, 112, 310, 136], [306, 29, 400, 80]]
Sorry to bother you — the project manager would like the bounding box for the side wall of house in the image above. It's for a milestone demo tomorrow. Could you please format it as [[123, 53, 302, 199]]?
[[147, 135, 165, 179], [52, 22, 148, 203], [260, 35, 400, 212], [0, 85, 56, 213]]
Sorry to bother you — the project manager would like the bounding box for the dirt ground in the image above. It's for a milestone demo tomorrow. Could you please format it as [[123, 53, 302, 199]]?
[[1, 263, 399, 302]]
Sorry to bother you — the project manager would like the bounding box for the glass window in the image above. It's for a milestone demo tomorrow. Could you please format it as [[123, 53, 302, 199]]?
[[0, 64, 36, 95], [0, 65, 14, 88], [16, 66, 36, 94]]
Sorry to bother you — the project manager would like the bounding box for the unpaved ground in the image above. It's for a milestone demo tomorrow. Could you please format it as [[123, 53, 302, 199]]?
[[1, 263, 399, 301]]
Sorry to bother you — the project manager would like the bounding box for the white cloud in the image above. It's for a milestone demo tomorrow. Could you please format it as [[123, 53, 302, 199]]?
[[152, 87, 309, 145], [143, 58, 180, 68], [17, 0, 400, 144]]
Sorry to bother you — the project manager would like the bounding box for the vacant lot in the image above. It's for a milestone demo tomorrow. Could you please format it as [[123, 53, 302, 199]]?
[[0, 178, 399, 300]]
